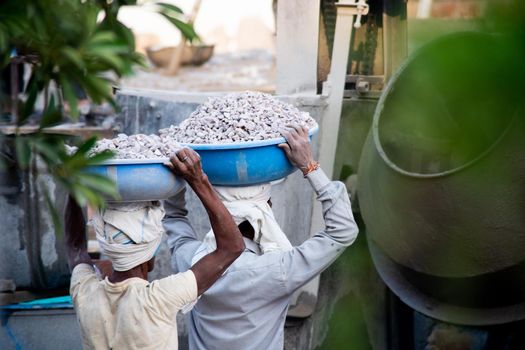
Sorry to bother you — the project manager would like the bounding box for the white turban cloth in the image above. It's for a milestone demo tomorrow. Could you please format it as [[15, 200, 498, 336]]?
[[201, 183, 293, 255], [92, 201, 165, 271]]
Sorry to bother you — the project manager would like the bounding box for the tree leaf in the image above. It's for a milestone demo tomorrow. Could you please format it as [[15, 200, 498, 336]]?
[[59, 75, 79, 119], [83, 75, 113, 103], [32, 137, 63, 165], [98, 53, 125, 74], [159, 12, 200, 43], [85, 149, 115, 165], [15, 136, 31, 169], [154, 2, 184, 15], [18, 81, 38, 126], [77, 172, 119, 198], [88, 31, 118, 46], [61, 47, 85, 71], [75, 136, 98, 156], [74, 185, 105, 209], [40, 95, 63, 128]]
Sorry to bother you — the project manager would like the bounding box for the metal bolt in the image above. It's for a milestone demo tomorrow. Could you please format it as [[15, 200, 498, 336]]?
[[356, 80, 370, 94]]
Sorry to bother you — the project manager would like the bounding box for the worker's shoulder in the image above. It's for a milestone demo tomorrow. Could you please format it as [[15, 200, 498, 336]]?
[[70, 263, 97, 288], [148, 270, 197, 293]]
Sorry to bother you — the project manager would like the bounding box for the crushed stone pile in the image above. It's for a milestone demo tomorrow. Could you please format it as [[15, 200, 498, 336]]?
[[89, 133, 180, 159], [159, 91, 318, 144]]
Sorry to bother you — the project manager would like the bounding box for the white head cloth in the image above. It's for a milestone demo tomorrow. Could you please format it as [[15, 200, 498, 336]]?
[[92, 201, 165, 271], [201, 183, 293, 255]]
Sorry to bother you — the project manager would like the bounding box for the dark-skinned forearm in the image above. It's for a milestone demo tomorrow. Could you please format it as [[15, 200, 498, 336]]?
[[64, 197, 92, 271]]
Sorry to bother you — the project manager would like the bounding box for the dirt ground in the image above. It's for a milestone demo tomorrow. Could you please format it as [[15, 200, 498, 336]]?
[[121, 49, 276, 93]]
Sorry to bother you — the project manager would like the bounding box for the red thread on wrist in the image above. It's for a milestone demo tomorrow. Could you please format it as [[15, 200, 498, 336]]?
[[301, 161, 319, 177]]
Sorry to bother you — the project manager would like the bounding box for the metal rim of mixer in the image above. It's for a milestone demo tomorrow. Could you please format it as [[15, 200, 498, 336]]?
[[369, 239, 525, 326], [371, 32, 516, 179]]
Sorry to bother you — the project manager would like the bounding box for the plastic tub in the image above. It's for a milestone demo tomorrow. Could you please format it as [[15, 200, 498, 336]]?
[[182, 125, 319, 186], [86, 159, 184, 202]]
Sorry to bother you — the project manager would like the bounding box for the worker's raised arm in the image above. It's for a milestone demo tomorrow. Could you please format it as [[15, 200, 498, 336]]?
[[278, 126, 358, 294], [167, 148, 245, 295], [64, 196, 92, 271], [163, 187, 202, 273]]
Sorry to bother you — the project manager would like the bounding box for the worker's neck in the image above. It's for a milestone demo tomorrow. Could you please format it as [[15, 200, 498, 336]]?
[[109, 264, 148, 283]]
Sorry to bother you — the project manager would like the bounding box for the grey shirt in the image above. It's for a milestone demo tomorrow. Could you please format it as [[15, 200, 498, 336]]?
[[164, 168, 358, 350]]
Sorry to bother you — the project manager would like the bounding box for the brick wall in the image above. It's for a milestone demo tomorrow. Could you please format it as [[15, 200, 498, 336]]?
[[408, 0, 485, 19]]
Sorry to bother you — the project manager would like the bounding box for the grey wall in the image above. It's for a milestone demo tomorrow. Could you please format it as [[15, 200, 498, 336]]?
[[0, 155, 71, 291]]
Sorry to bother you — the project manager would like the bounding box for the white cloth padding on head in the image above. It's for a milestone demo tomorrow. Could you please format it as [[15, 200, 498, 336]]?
[[201, 183, 293, 255], [92, 201, 165, 272]]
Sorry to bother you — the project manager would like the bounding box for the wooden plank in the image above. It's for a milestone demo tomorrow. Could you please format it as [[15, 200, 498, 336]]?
[[0, 279, 15, 293], [0, 124, 113, 139], [0, 291, 35, 306]]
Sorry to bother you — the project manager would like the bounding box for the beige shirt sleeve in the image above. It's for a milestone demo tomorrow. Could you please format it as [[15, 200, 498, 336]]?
[[70, 263, 97, 303], [148, 270, 198, 311]]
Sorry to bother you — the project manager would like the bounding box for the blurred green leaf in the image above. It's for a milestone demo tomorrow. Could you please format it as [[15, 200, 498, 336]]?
[[77, 172, 118, 198], [159, 12, 200, 42], [59, 75, 79, 118], [85, 149, 115, 165], [40, 95, 63, 128], [61, 47, 86, 71], [0, 0, 184, 227], [32, 136, 63, 165], [76, 136, 97, 155], [83, 75, 113, 103], [15, 136, 31, 169], [88, 31, 118, 46], [155, 2, 184, 15], [18, 82, 38, 126]]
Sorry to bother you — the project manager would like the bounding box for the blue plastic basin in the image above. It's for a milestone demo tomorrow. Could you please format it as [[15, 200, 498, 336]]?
[[86, 126, 319, 200], [86, 159, 184, 202], [182, 125, 319, 186]]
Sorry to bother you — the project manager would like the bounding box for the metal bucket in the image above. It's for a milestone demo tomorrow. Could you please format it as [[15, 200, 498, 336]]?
[[358, 32, 525, 325]]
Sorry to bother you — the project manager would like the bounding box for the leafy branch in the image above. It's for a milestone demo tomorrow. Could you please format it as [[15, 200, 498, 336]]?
[[0, 0, 198, 218]]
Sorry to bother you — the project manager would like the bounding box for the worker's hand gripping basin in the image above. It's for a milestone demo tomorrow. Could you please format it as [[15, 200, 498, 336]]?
[[86, 125, 318, 201]]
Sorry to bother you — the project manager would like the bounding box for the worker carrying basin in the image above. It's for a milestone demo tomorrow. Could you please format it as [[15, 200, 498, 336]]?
[[358, 32, 525, 325]]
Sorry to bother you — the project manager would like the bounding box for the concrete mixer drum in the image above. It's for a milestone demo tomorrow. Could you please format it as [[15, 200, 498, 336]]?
[[358, 32, 525, 325]]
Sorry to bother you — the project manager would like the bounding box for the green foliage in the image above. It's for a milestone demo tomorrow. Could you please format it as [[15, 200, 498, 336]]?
[[14, 134, 119, 205], [0, 0, 197, 216], [153, 2, 200, 43], [0, 0, 138, 211]]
